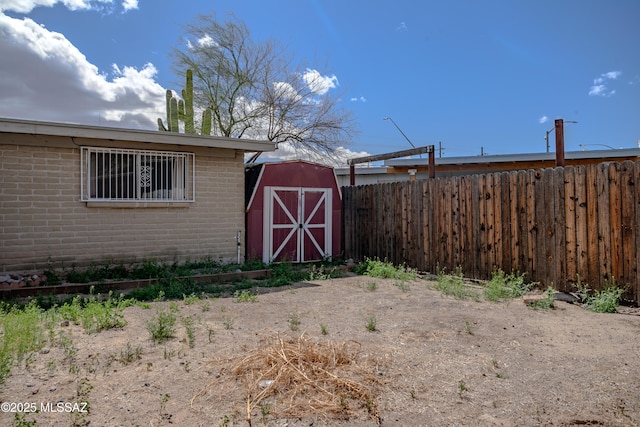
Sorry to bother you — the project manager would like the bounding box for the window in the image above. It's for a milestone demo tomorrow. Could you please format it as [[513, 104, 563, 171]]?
[[81, 147, 195, 202]]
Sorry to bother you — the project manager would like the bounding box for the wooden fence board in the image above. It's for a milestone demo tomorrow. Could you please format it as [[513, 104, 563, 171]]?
[[564, 167, 577, 284], [341, 160, 640, 303], [620, 161, 636, 299], [597, 164, 612, 281], [574, 166, 588, 285], [608, 163, 623, 282], [554, 167, 567, 290], [508, 172, 519, 272], [635, 161, 640, 303]]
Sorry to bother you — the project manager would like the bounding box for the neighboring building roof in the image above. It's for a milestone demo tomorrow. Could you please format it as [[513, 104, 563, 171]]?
[[0, 118, 276, 153], [385, 148, 640, 167], [334, 148, 640, 185]]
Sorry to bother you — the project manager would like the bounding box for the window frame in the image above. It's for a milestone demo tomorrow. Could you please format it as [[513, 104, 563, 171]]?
[[80, 146, 195, 203]]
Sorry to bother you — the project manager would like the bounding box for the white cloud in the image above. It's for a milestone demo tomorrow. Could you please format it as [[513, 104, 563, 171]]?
[[0, 0, 90, 13], [0, 13, 165, 128], [258, 143, 370, 167], [0, 0, 137, 14], [303, 69, 338, 95], [538, 116, 548, 124], [350, 96, 366, 103], [604, 71, 621, 80], [196, 34, 216, 48], [589, 70, 622, 97], [273, 81, 302, 102], [122, 0, 138, 11], [396, 21, 408, 32]]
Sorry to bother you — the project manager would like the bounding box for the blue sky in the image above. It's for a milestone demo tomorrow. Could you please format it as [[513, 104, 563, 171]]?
[[1, 0, 639, 164]]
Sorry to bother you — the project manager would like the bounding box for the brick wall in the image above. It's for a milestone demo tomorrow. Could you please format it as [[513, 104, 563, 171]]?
[[0, 143, 245, 272]]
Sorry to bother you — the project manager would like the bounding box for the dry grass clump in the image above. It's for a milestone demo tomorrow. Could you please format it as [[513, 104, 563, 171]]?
[[226, 333, 382, 425]]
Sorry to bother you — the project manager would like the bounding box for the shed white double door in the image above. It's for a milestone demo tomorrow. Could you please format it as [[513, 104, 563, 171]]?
[[263, 186, 332, 263]]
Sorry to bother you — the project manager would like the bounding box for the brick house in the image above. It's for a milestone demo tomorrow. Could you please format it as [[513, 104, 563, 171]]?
[[0, 118, 276, 272]]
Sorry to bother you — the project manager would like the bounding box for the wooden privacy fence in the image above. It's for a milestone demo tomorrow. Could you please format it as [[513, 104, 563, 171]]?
[[342, 160, 640, 304]]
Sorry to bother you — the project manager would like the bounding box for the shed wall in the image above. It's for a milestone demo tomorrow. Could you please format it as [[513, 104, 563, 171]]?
[[1, 143, 245, 272], [245, 162, 342, 261]]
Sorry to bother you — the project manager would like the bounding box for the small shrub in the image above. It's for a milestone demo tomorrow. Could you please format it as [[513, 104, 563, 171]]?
[[268, 263, 308, 287], [234, 290, 258, 303], [394, 281, 411, 292], [147, 307, 177, 344], [183, 293, 201, 305], [355, 257, 416, 280], [118, 342, 142, 365], [435, 267, 479, 301], [365, 316, 377, 332], [457, 380, 468, 398], [529, 287, 555, 310], [80, 291, 129, 333], [307, 264, 342, 281], [288, 313, 300, 331], [181, 316, 196, 347], [581, 284, 624, 313], [483, 269, 533, 302], [222, 316, 233, 330]]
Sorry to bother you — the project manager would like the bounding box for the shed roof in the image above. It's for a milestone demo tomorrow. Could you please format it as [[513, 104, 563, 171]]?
[[0, 118, 276, 153]]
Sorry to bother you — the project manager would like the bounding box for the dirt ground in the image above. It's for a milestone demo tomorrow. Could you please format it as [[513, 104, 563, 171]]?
[[1, 274, 640, 427]]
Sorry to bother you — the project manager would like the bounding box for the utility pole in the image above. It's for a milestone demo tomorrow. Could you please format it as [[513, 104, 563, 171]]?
[[438, 141, 444, 158]]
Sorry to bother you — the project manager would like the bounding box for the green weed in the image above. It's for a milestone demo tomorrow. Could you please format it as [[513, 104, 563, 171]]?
[[355, 257, 416, 280], [307, 264, 342, 281], [182, 293, 201, 305], [288, 313, 300, 331], [147, 307, 177, 344], [222, 316, 233, 330], [365, 316, 377, 332], [234, 290, 258, 303], [118, 342, 142, 365], [435, 267, 479, 301], [483, 269, 533, 302], [579, 280, 624, 313], [394, 281, 411, 292], [529, 286, 555, 310], [457, 379, 468, 398], [181, 316, 196, 348]]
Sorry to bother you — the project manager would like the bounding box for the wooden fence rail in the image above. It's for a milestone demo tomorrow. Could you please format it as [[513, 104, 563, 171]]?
[[342, 160, 640, 304]]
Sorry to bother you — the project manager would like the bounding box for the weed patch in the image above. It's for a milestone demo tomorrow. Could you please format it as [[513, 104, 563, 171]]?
[[483, 269, 533, 302], [147, 306, 178, 344], [579, 281, 624, 313], [435, 267, 479, 301], [355, 258, 416, 281], [528, 287, 555, 310]]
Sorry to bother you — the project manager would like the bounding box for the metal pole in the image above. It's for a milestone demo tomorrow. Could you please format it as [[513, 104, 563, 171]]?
[[383, 117, 416, 148]]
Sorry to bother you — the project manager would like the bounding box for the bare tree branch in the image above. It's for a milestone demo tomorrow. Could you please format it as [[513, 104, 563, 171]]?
[[172, 13, 357, 158]]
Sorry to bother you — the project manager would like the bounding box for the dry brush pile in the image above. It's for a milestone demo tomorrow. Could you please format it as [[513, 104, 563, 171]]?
[[193, 333, 383, 425]]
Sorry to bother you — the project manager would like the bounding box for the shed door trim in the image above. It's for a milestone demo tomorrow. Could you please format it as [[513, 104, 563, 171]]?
[[263, 186, 332, 263]]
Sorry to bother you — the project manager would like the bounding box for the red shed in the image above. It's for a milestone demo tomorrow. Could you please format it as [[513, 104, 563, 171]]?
[[245, 160, 342, 263]]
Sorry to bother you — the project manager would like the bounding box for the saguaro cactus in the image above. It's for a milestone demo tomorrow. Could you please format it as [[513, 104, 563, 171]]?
[[158, 69, 212, 135]]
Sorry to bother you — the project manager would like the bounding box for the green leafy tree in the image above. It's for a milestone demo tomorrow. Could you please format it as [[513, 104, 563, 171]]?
[[172, 13, 357, 161]]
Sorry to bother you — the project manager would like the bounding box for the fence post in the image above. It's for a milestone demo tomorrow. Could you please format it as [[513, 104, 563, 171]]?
[[555, 119, 565, 167]]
